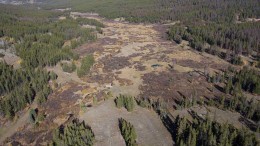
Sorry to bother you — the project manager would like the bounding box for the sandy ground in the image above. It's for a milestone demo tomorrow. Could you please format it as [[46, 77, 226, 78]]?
[[171, 105, 244, 129], [0, 49, 21, 69], [79, 99, 173, 146], [46, 62, 85, 85]]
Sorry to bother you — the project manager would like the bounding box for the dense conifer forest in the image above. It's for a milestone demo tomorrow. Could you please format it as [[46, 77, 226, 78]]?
[[0, 4, 103, 118], [42, 0, 259, 23], [173, 115, 259, 146], [0, 62, 51, 118], [50, 119, 95, 146]]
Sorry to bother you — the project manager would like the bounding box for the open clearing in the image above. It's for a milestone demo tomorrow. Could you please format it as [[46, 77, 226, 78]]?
[[79, 99, 173, 146]]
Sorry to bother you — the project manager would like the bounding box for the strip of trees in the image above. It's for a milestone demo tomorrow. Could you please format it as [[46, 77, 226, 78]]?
[[1, 7, 103, 69], [61, 62, 76, 73], [115, 95, 135, 112], [43, 0, 259, 23], [168, 22, 260, 61], [118, 118, 137, 146], [173, 115, 259, 146], [225, 67, 260, 95], [50, 119, 95, 146], [77, 54, 95, 77], [0, 62, 52, 118]]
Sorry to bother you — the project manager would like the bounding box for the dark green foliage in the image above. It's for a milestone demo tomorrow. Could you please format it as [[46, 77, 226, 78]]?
[[115, 95, 135, 112], [225, 67, 260, 95], [234, 67, 260, 94], [36, 86, 52, 105], [118, 118, 137, 146], [29, 109, 37, 124], [231, 56, 244, 66], [177, 96, 197, 109], [225, 77, 233, 94], [43, 0, 259, 23], [14, 18, 96, 68], [136, 97, 153, 109], [174, 115, 259, 146], [136, 97, 168, 117], [96, 27, 103, 34], [0, 6, 101, 69], [0, 6, 104, 119], [77, 54, 95, 77], [216, 95, 260, 123], [61, 62, 76, 73], [50, 119, 95, 146], [168, 22, 260, 58], [49, 71, 58, 80], [0, 62, 51, 118]]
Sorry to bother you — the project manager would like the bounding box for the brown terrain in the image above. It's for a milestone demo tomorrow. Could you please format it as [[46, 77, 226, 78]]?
[[0, 12, 247, 145]]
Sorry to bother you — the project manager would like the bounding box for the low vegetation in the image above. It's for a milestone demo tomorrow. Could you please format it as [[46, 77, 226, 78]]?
[[61, 62, 76, 73], [50, 119, 95, 146], [29, 108, 45, 124], [118, 118, 137, 146], [115, 95, 135, 112]]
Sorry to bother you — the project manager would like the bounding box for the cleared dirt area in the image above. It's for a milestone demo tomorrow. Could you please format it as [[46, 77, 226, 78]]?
[[79, 99, 173, 146], [171, 105, 244, 129], [46, 61, 85, 85]]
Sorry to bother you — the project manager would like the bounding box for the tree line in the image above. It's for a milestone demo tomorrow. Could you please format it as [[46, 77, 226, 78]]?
[[0, 6, 103, 69], [0, 62, 52, 118], [115, 94, 135, 112], [118, 118, 137, 146], [225, 67, 260, 95], [173, 115, 259, 146], [77, 54, 95, 77], [50, 119, 95, 146], [168, 22, 260, 61], [42, 0, 259, 23]]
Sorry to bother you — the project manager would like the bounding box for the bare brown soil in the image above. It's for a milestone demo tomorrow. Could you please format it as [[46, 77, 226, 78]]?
[[79, 99, 173, 146]]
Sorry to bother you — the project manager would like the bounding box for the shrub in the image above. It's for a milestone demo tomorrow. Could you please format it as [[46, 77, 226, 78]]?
[[61, 62, 76, 73], [29, 109, 37, 124], [118, 118, 137, 146], [77, 54, 94, 77], [115, 95, 135, 112]]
